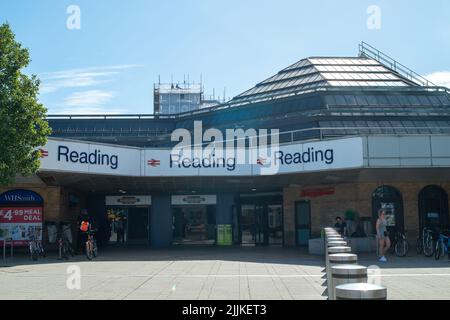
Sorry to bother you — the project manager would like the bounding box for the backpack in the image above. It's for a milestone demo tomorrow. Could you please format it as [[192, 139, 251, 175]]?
[[80, 221, 90, 232]]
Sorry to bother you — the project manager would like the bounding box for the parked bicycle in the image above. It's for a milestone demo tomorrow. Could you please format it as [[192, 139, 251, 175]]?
[[85, 226, 98, 261], [434, 230, 450, 260], [28, 231, 45, 261], [416, 227, 435, 257], [58, 224, 75, 260], [390, 230, 409, 257]]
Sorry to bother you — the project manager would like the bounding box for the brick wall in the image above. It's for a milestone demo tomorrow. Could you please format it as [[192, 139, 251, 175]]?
[[283, 181, 450, 247]]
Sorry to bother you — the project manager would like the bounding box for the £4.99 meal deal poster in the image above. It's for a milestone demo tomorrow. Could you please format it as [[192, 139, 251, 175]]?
[[0, 207, 43, 246]]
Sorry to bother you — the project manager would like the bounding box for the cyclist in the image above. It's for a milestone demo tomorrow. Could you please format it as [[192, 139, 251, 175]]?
[[76, 209, 94, 254], [376, 209, 391, 262]]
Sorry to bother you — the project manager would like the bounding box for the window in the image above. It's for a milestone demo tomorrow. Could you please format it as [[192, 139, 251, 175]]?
[[419, 186, 449, 230], [372, 186, 404, 233]]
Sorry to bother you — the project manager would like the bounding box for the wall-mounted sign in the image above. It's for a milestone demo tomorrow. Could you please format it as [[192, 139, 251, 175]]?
[[300, 187, 335, 198], [39, 139, 141, 176], [427, 212, 439, 219], [105, 195, 152, 206], [171, 195, 217, 205], [0, 189, 44, 205], [38, 137, 364, 177]]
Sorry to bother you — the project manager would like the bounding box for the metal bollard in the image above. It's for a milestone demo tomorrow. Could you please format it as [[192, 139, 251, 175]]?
[[325, 240, 347, 263], [327, 253, 357, 300], [331, 265, 367, 301], [335, 283, 387, 300], [325, 246, 352, 289]]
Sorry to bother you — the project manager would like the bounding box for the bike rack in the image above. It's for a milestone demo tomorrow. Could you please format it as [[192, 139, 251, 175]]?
[[2, 238, 14, 262]]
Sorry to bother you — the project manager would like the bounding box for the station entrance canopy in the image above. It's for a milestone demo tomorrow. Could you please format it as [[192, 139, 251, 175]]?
[[38, 137, 364, 177]]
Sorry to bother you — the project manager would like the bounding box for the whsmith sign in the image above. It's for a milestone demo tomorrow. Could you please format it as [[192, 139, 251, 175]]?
[[39, 137, 364, 177]]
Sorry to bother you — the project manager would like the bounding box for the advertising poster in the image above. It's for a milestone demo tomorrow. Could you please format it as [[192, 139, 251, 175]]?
[[0, 207, 43, 246]]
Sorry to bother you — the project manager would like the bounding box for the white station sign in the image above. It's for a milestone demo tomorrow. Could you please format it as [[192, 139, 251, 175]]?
[[38, 137, 364, 177], [171, 195, 217, 205], [105, 195, 152, 206]]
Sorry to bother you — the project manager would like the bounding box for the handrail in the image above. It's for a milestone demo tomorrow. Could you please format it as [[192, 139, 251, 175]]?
[[46, 126, 450, 150], [359, 41, 435, 87]]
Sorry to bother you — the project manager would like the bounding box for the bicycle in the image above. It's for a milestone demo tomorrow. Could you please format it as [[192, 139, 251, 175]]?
[[390, 230, 409, 257], [58, 224, 75, 260], [434, 230, 450, 260], [85, 227, 98, 261], [416, 227, 434, 257], [28, 232, 46, 261]]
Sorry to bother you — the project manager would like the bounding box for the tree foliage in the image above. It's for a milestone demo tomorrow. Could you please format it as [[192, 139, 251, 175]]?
[[0, 23, 51, 185]]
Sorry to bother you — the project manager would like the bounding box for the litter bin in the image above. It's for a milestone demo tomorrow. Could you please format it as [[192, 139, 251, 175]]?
[[217, 225, 232, 246]]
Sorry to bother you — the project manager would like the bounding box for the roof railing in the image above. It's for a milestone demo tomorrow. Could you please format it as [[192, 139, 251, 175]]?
[[358, 41, 435, 87], [46, 86, 450, 120], [49, 126, 450, 149]]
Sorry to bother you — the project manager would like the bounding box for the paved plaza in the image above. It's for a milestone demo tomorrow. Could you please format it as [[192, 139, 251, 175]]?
[[0, 246, 449, 300]]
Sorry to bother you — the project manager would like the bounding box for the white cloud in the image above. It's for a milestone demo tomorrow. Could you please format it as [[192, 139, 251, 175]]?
[[63, 90, 116, 107], [424, 71, 450, 88], [39, 64, 142, 94], [52, 106, 128, 115]]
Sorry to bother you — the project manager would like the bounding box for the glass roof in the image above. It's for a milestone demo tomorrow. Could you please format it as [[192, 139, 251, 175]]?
[[232, 56, 417, 104]]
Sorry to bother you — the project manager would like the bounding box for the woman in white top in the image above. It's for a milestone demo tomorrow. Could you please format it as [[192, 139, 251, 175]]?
[[376, 209, 391, 262]]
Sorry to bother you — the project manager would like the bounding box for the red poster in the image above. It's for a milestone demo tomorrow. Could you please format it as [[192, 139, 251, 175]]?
[[0, 207, 43, 246]]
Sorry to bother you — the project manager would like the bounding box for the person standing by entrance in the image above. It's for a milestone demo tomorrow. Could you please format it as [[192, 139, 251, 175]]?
[[376, 209, 391, 262], [116, 217, 125, 243]]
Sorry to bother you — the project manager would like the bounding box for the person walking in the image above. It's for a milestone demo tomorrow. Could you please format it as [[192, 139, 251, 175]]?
[[376, 209, 391, 262]]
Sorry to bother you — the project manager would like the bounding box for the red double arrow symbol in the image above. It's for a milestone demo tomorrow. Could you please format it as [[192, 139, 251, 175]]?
[[147, 159, 161, 167]]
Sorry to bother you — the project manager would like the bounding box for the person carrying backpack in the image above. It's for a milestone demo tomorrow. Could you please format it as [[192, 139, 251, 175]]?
[[76, 209, 94, 254]]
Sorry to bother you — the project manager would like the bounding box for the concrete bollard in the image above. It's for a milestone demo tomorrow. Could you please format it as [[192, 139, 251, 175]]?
[[335, 283, 387, 300], [327, 253, 357, 300], [331, 265, 367, 301]]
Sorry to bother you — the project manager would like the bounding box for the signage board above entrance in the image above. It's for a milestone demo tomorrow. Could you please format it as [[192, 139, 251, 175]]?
[[105, 195, 152, 206], [38, 137, 364, 177], [171, 195, 217, 205]]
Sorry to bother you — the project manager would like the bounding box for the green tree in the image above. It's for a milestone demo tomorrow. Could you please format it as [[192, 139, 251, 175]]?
[[0, 23, 51, 185]]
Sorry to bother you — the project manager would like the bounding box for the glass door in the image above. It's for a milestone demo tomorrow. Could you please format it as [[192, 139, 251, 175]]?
[[254, 205, 266, 246], [240, 205, 256, 245], [127, 207, 149, 244], [268, 204, 283, 245]]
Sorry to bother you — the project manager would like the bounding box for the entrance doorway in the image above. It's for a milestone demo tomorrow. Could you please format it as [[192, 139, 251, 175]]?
[[127, 207, 149, 243], [172, 205, 216, 244], [295, 201, 311, 246], [236, 194, 283, 246], [106, 206, 150, 245]]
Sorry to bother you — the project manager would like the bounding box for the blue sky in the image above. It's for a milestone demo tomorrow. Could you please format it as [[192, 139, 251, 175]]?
[[1, 0, 449, 114]]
